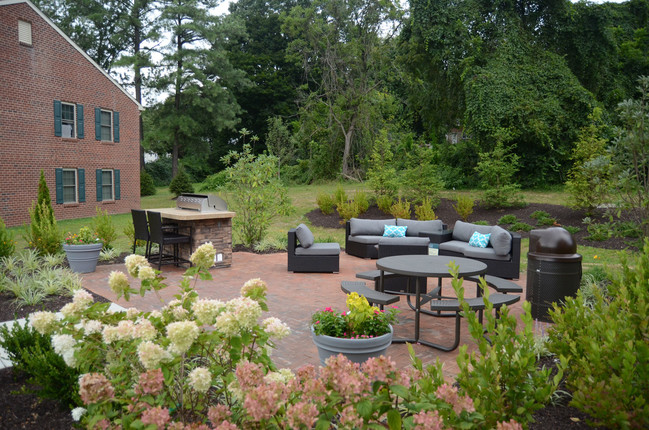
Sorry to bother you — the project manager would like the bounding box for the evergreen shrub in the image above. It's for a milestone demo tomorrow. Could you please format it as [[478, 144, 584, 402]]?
[[337, 200, 361, 223], [169, 170, 194, 197], [140, 171, 157, 196], [389, 198, 411, 219], [355, 191, 370, 214], [377, 195, 393, 213], [453, 195, 474, 222], [199, 171, 229, 191], [415, 197, 438, 221], [316, 192, 335, 215]]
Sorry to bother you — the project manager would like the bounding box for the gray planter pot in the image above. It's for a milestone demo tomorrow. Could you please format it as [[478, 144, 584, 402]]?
[[63, 243, 103, 273], [311, 325, 393, 366]]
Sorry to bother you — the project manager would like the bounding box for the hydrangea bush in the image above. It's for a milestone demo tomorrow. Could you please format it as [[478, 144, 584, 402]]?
[[30, 243, 556, 429]]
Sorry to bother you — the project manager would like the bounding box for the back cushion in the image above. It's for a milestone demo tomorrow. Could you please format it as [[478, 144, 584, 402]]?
[[396, 218, 443, 237], [295, 223, 314, 248], [452, 220, 494, 242], [349, 218, 396, 236], [490, 225, 512, 256]]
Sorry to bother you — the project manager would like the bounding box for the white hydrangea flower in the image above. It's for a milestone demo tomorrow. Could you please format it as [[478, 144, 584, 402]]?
[[133, 318, 157, 341], [71, 407, 86, 421], [51, 334, 78, 367], [190, 242, 216, 269], [108, 271, 130, 296], [137, 341, 172, 370], [192, 299, 225, 325], [228, 296, 262, 329], [166, 321, 199, 354], [72, 289, 94, 308], [264, 368, 295, 384], [262, 317, 291, 340], [29, 311, 58, 335], [60, 302, 83, 318], [214, 311, 239, 337], [241, 278, 267, 297], [126, 307, 140, 319], [188, 367, 212, 393], [78, 319, 103, 335], [137, 265, 156, 281], [124, 254, 149, 278]]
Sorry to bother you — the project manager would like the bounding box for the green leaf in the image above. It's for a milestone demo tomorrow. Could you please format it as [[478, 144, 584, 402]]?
[[357, 399, 373, 420], [387, 409, 402, 429]]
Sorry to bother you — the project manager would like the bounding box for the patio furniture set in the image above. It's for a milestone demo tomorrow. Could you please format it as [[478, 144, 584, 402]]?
[[288, 218, 523, 351]]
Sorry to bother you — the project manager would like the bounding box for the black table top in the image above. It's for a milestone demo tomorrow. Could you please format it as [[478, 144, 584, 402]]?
[[376, 255, 487, 278]]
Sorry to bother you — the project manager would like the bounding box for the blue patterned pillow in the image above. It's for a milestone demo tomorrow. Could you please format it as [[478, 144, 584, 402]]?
[[383, 225, 407, 238], [468, 231, 491, 248]]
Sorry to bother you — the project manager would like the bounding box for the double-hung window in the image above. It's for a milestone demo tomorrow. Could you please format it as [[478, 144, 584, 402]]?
[[96, 169, 120, 201], [95, 108, 120, 142], [102, 169, 114, 201], [61, 102, 76, 138], [62, 168, 77, 203], [54, 101, 84, 138], [55, 168, 85, 204]]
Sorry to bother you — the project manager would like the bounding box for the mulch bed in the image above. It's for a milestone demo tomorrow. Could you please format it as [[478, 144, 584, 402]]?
[[306, 197, 638, 251], [1, 200, 623, 429]]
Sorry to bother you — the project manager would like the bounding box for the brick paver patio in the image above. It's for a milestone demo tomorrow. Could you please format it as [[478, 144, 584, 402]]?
[[80, 252, 529, 381]]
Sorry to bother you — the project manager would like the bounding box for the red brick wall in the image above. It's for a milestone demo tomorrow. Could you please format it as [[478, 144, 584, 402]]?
[[0, 2, 141, 228]]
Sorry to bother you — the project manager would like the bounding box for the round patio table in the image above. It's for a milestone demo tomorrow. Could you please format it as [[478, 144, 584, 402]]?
[[376, 255, 487, 349]]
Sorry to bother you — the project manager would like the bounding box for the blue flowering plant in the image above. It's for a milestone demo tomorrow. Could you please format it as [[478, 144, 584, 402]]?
[[311, 292, 399, 339]]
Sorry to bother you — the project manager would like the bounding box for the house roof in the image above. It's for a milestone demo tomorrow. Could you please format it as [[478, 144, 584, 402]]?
[[0, 0, 144, 111]]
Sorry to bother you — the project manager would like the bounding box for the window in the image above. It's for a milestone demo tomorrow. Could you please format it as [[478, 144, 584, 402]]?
[[62, 169, 77, 203], [102, 169, 114, 201], [54, 101, 84, 138], [61, 103, 76, 138], [94, 108, 119, 142], [18, 20, 32, 46], [96, 169, 120, 202], [55, 168, 85, 204], [100, 110, 112, 141]]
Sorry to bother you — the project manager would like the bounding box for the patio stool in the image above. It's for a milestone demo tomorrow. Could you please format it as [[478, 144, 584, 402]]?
[[341, 281, 400, 307], [466, 275, 523, 294]]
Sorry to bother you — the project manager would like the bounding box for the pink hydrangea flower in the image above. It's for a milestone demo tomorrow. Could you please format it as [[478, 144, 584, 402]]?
[[141, 406, 170, 428]]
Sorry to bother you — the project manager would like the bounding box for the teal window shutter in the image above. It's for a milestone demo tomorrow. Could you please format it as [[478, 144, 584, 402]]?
[[54, 100, 62, 137], [96, 169, 103, 201], [78, 168, 85, 202], [115, 169, 120, 200], [113, 112, 120, 142], [55, 168, 63, 204], [95, 108, 101, 140], [77, 104, 84, 139]]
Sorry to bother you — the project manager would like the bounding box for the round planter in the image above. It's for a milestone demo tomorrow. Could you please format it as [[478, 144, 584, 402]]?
[[63, 243, 103, 273], [311, 325, 393, 366]]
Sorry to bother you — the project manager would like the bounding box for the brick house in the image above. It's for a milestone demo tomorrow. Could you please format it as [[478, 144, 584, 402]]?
[[0, 0, 142, 228]]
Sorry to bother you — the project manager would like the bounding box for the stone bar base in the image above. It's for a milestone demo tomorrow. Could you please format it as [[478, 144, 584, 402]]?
[[169, 217, 233, 268]]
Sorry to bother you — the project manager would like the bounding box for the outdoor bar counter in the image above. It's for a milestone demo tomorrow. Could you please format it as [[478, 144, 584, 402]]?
[[149, 207, 236, 268]]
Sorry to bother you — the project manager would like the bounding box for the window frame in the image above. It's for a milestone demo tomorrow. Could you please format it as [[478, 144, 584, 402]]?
[[60, 102, 76, 139], [101, 169, 114, 201], [62, 168, 78, 204], [100, 109, 113, 142]]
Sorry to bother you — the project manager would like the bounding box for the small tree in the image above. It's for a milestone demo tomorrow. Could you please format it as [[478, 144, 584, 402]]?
[[23, 172, 61, 255], [92, 207, 117, 250], [609, 76, 649, 239], [222, 145, 292, 247], [400, 145, 444, 206], [265, 117, 295, 179], [367, 130, 399, 200], [0, 216, 15, 258], [475, 141, 526, 209], [565, 108, 610, 214]]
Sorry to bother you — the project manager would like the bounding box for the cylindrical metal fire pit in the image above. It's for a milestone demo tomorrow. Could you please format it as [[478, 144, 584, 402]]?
[[526, 227, 582, 322]]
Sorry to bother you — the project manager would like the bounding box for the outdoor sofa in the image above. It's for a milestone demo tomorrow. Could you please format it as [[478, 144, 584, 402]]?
[[438, 220, 521, 279], [345, 218, 448, 259]]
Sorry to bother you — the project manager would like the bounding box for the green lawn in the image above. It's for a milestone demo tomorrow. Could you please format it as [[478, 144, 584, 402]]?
[[7, 182, 628, 271]]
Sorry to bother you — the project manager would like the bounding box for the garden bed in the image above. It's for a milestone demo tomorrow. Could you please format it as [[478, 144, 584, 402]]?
[[307, 197, 638, 251]]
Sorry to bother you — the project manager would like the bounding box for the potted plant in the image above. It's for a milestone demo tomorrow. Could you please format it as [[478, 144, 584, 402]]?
[[311, 292, 399, 365], [62, 226, 103, 273]]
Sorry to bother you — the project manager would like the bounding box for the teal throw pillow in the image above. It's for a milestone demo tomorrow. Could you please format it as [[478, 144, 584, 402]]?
[[383, 225, 407, 238], [468, 231, 491, 248]]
